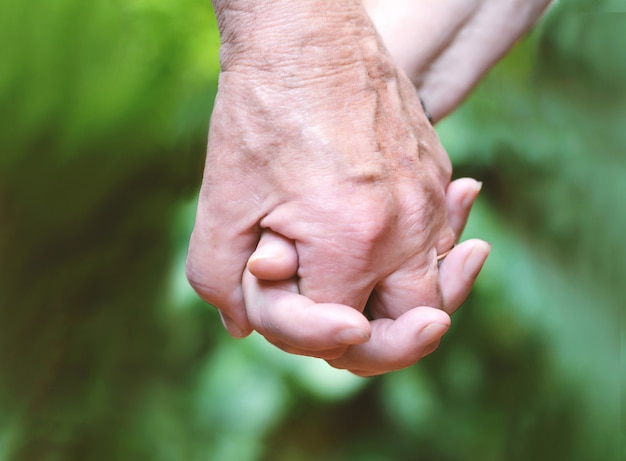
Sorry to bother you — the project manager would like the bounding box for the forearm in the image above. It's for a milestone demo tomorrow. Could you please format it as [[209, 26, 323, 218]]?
[[364, 0, 554, 120], [211, 0, 385, 76], [365, 0, 553, 75], [207, 0, 413, 178]]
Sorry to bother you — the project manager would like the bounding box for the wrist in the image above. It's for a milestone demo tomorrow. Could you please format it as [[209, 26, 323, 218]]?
[[212, 0, 389, 80]]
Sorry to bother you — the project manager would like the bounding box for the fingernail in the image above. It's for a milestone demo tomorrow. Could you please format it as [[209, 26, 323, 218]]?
[[218, 311, 246, 338], [462, 181, 483, 209], [418, 323, 449, 345], [335, 328, 370, 345], [463, 240, 491, 278]]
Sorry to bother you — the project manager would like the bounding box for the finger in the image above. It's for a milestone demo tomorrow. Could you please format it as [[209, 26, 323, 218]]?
[[327, 306, 451, 376], [242, 268, 371, 355], [186, 199, 259, 337], [438, 238, 491, 315], [445, 178, 482, 240], [261, 200, 388, 312], [366, 255, 441, 320], [247, 230, 298, 281], [367, 177, 483, 320]]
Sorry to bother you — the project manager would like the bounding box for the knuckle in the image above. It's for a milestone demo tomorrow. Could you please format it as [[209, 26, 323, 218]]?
[[316, 347, 349, 361], [421, 137, 452, 183], [344, 200, 394, 247], [185, 259, 238, 312], [185, 262, 206, 292]]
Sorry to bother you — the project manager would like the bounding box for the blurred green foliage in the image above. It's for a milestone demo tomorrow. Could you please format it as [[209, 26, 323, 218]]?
[[0, 0, 623, 460]]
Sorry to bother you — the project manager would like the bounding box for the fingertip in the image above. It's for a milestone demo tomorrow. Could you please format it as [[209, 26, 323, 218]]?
[[438, 239, 490, 314], [418, 322, 449, 346], [247, 255, 294, 281], [218, 310, 252, 338], [446, 177, 483, 239], [327, 306, 450, 374], [462, 179, 482, 209], [325, 304, 372, 346], [334, 327, 371, 346], [462, 239, 491, 279], [448, 177, 482, 204], [247, 231, 298, 281]]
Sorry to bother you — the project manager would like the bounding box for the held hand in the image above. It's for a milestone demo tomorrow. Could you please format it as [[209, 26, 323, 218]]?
[[187, 3, 459, 338], [245, 178, 490, 375]]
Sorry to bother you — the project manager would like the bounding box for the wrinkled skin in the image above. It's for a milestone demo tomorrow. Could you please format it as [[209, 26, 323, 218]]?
[[187, 1, 454, 331], [187, 0, 549, 374]]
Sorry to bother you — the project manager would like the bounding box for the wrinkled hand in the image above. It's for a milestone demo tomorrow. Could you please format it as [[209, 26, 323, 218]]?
[[245, 178, 490, 375], [187, 3, 459, 339]]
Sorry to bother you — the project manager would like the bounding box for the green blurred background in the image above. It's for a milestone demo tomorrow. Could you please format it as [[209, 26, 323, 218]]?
[[1, 0, 623, 460]]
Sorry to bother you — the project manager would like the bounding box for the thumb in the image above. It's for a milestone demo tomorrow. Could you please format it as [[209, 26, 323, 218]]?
[[247, 230, 299, 281]]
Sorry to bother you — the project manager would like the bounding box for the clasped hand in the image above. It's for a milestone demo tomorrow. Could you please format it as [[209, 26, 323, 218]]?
[[186, 1, 505, 375]]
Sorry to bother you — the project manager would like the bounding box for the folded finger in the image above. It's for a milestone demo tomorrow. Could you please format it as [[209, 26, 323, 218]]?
[[445, 177, 482, 240], [247, 230, 299, 281], [438, 238, 491, 315], [366, 177, 483, 320]]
